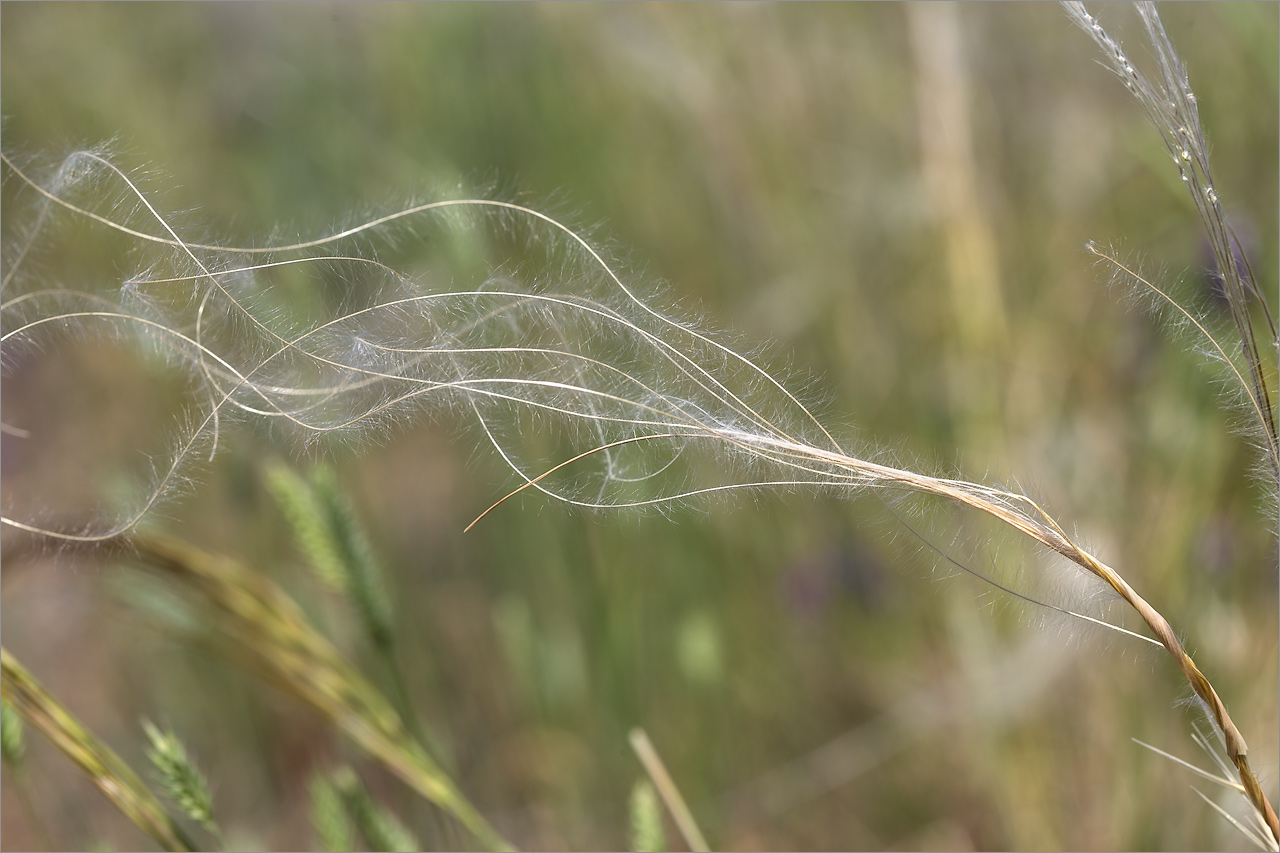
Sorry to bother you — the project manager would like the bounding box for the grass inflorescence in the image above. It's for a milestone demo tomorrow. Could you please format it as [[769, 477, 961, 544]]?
[[0, 2, 1275, 849]]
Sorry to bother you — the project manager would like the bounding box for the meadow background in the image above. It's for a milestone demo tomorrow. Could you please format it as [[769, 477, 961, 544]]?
[[1, 3, 1276, 850]]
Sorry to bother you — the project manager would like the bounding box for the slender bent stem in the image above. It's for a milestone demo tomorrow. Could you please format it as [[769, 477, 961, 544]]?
[[629, 728, 710, 853]]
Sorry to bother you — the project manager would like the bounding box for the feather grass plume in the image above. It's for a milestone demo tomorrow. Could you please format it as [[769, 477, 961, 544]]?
[[1063, 1, 1279, 485], [2, 135, 1274, 844], [1065, 2, 1279, 841], [1, 1, 1275, 844]]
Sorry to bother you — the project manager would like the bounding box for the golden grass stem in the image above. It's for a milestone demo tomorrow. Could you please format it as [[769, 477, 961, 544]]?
[[122, 532, 515, 852], [0, 648, 196, 852], [1065, 552, 1279, 841]]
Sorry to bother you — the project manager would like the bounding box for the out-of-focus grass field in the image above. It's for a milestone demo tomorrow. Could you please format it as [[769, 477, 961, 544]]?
[[2, 3, 1276, 850]]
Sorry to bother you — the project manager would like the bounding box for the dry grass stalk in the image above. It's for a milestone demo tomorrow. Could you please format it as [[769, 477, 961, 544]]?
[[120, 532, 514, 852], [0, 648, 196, 852]]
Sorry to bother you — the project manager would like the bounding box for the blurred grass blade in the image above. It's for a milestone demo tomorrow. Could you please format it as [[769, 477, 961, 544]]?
[[629, 778, 667, 853], [310, 771, 356, 853], [629, 728, 708, 853], [123, 531, 513, 852], [0, 648, 196, 852], [331, 765, 421, 853], [1, 698, 24, 766]]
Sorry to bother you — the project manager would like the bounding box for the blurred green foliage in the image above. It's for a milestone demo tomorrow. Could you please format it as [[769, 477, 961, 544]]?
[[2, 3, 1276, 850]]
